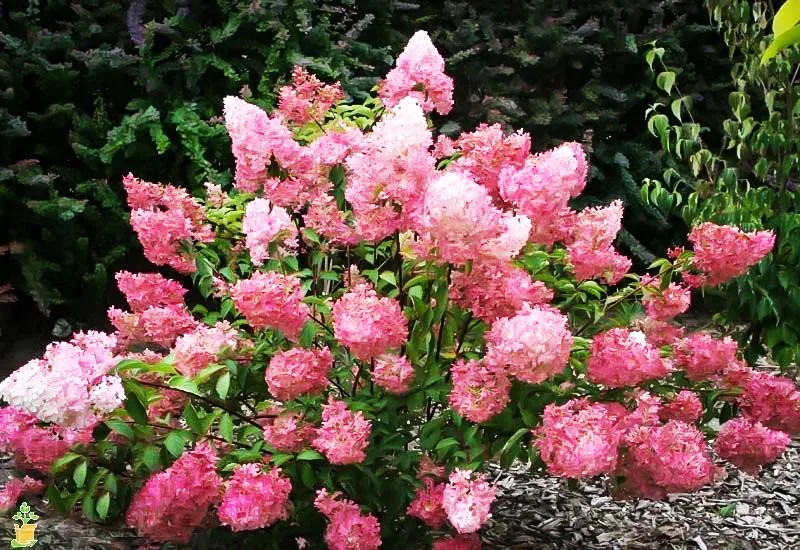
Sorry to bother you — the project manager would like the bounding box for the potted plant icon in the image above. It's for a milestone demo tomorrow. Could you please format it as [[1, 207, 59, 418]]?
[[11, 501, 39, 547]]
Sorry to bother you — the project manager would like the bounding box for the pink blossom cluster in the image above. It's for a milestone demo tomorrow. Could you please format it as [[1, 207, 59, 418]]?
[[441, 469, 496, 534], [379, 30, 454, 115], [732, 369, 800, 435], [173, 322, 238, 377], [449, 262, 553, 323], [640, 275, 691, 320], [448, 359, 511, 423], [265, 347, 333, 401], [0, 407, 94, 473], [633, 317, 685, 347], [407, 478, 447, 528], [715, 417, 791, 475], [659, 391, 703, 424], [433, 534, 482, 550], [485, 304, 573, 385], [587, 328, 669, 387], [312, 396, 372, 464], [314, 489, 382, 550], [242, 197, 298, 265], [229, 271, 310, 340], [534, 399, 625, 478], [123, 174, 213, 273], [566, 200, 631, 284], [0, 331, 124, 428], [371, 354, 415, 394], [278, 65, 344, 125], [114, 271, 187, 312], [217, 463, 292, 531], [126, 443, 222, 544], [0, 476, 44, 512], [673, 332, 739, 381], [263, 411, 317, 453], [688, 222, 775, 285], [332, 282, 408, 361]]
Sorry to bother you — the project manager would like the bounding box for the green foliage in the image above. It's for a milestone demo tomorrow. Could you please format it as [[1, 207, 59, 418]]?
[[640, 0, 800, 367], [390, 0, 732, 262], [0, 0, 393, 325]]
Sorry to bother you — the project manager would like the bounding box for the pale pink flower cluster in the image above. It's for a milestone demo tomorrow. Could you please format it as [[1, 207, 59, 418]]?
[[420, 172, 530, 265], [567, 200, 631, 284], [587, 328, 668, 387], [372, 354, 415, 394], [449, 262, 553, 323], [485, 304, 573, 385], [659, 391, 703, 424], [534, 399, 625, 478], [688, 222, 775, 286], [441, 469, 496, 534], [312, 396, 372, 465], [203, 181, 228, 207], [265, 347, 333, 401], [448, 359, 511, 423], [242, 198, 297, 265], [379, 30, 454, 115], [0, 407, 93, 473], [433, 534, 482, 550], [123, 174, 213, 273], [173, 322, 238, 377], [126, 443, 222, 544], [332, 282, 407, 361], [619, 420, 719, 499], [278, 65, 344, 125], [0, 331, 124, 428], [640, 275, 691, 320], [263, 411, 317, 453], [673, 332, 739, 381], [715, 417, 791, 475], [0, 476, 44, 512], [314, 489, 382, 550], [406, 478, 447, 528], [451, 123, 530, 200], [229, 271, 310, 340], [217, 463, 292, 531]]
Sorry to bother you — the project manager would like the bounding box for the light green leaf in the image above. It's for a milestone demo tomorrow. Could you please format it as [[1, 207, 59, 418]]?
[[216, 372, 231, 399], [773, 0, 800, 35]]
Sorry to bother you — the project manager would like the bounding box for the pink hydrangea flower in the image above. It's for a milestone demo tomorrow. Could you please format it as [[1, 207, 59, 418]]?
[[451, 123, 530, 200], [278, 65, 344, 126], [433, 534, 482, 550], [242, 198, 298, 265], [566, 200, 631, 284], [314, 490, 382, 550], [372, 354, 415, 394], [419, 171, 530, 265], [715, 417, 791, 475], [673, 332, 739, 381], [659, 391, 703, 424], [332, 282, 407, 361], [586, 328, 668, 388], [688, 223, 775, 285], [618, 420, 718, 499], [123, 174, 213, 273], [407, 479, 447, 528], [265, 347, 333, 401], [0, 476, 45, 513], [449, 262, 553, 323], [173, 322, 238, 377], [263, 412, 317, 453], [734, 370, 800, 434], [229, 271, 311, 340], [442, 469, 496, 534], [108, 303, 198, 348], [313, 396, 372, 465], [0, 331, 124, 428], [568, 241, 632, 285], [485, 304, 573, 385], [204, 182, 228, 207], [448, 359, 511, 423], [633, 317, 685, 347], [640, 275, 691, 320], [217, 463, 292, 531], [379, 30, 454, 115], [126, 443, 222, 544], [115, 271, 186, 313], [534, 399, 625, 478]]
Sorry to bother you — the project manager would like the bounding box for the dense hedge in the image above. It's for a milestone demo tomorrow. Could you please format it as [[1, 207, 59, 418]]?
[[0, 0, 731, 334]]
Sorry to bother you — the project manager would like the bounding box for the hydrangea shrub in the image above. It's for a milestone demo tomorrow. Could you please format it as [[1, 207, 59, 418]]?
[[0, 31, 795, 549]]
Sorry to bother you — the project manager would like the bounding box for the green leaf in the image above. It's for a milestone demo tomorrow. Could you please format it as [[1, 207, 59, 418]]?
[[435, 437, 459, 452], [219, 413, 234, 443], [216, 372, 231, 399], [763, 25, 800, 63], [124, 389, 149, 425], [656, 71, 676, 95], [168, 375, 201, 395], [73, 460, 88, 488], [96, 492, 110, 519], [670, 98, 683, 122], [498, 428, 529, 459], [106, 419, 134, 440], [773, 0, 800, 36], [296, 449, 324, 461], [164, 430, 191, 457], [142, 446, 160, 472], [194, 363, 227, 384], [50, 453, 81, 474]]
